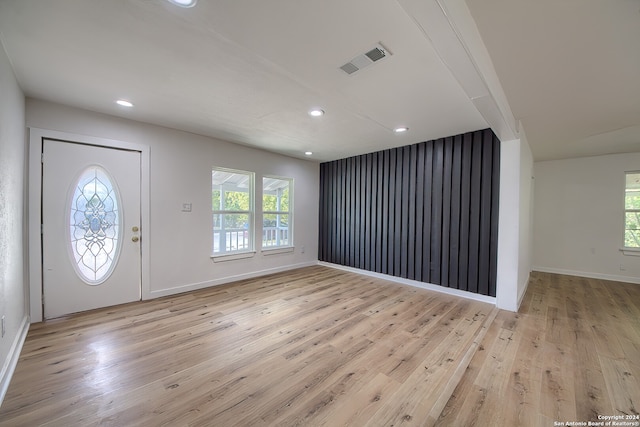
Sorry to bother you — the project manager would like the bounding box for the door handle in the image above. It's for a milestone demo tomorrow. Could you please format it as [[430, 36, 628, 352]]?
[[132, 236, 140, 242]]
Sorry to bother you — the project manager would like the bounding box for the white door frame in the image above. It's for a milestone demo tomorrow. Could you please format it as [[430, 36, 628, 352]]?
[[28, 128, 151, 322]]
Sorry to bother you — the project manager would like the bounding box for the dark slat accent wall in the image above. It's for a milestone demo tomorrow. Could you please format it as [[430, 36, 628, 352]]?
[[318, 128, 500, 297]]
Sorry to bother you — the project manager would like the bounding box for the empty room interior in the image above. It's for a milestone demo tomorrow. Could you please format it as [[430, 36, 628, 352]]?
[[0, 0, 639, 425]]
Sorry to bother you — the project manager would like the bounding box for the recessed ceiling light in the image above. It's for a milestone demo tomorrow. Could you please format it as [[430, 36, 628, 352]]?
[[166, 0, 197, 7], [308, 109, 324, 117], [116, 99, 134, 107], [305, 151, 313, 156], [394, 127, 409, 133]]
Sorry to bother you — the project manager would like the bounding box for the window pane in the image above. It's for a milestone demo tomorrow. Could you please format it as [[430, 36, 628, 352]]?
[[263, 193, 278, 212], [262, 177, 292, 249], [280, 187, 290, 211], [263, 177, 290, 212], [212, 168, 254, 254], [69, 166, 121, 284], [212, 170, 251, 211], [625, 172, 640, 247], [262, 214, 289, 247], [625, 189, 640, 210], [625, 172, 640, 190], [625, 211, 640, 248], [213, 213, 250, 253], [224, 188, 250, 211], [212, 189, 221, 210]]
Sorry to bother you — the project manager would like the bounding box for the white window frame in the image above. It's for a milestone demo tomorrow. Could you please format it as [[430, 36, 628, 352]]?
[[212, 167, 255, 259], [262, 176, 293, 251], [622, 171, 640, 256]]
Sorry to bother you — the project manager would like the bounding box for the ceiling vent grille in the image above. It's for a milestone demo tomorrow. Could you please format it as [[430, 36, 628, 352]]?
[[339, 43, 390, 75], [365, 47, 386, 62], [340, 62, 359, 75]]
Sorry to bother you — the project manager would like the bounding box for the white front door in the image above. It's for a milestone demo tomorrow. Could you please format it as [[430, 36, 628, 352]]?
[[42, 139, 142, 319]]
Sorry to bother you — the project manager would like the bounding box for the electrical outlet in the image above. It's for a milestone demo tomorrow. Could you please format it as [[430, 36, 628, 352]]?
[[301, 246, 305, 254], [620, 264, 626, 271]]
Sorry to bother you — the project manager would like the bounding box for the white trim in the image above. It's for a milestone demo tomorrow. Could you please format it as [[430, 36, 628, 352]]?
[[517, 272, 530, 309], [261, 246, 295, 256], [28, 127, 151, 322], [620, 247, 640, 257], [533, 266, 640, 285], [0, 315, 29, 406], [149, 261, 317, 298], [211, 251, 256, 262], [319, 262, 497, 305]]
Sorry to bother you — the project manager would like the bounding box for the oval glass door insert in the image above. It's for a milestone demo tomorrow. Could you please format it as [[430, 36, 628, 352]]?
[[68, 166, 122, 284]]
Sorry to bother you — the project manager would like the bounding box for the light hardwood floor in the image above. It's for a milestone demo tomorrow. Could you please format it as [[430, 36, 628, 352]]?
[[0, 266, 638, 426], [436, 271, 640, 426]]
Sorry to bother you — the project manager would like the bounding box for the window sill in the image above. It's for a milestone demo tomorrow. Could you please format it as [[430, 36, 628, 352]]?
[[262, 246, 295, 256], [211, 251, 256, 262], [620, 247, 640, 257]]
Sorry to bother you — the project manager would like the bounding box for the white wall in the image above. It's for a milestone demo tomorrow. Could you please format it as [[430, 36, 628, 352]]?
[[26, 99, 319, 309], [519, 134, 534, 302], [0, 40, 29, 404], [534, 152, 640, 282], [497, 135, 533, 311]]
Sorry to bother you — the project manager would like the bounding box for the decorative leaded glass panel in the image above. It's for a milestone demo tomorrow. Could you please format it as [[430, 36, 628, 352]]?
[[69, 166, 121, 284]]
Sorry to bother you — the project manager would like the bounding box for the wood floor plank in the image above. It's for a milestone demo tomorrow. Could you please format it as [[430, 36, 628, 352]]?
[[366, 301, 493, 426], [539, 341, 577, 421], [1, 267, 639, 426], [434, 303, 504, 427], [436, 272, 640, 427], [599, 355, 640, 417]]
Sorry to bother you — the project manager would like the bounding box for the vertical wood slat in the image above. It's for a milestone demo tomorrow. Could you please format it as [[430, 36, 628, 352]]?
[[407, 144, 417, 281], [458, 133, 472, 291], [363, 154, 371, 271], [394, 148, 403, 277], [431, 139, 444, 285], [478, 129, 494, 296], [467, 132, 482, 294], [318, 128, 500, 297], [349, 157, 356, 267], [345, 158, 351, 267], [381, 151, 390, 274], [441, 137, 453, 287], [414, 143, 425, 282], [388, 149, 396, 276], [489, 140, 501, 297], [449, 134, 463, 288], [423, 143, 433, 283], [373, 153, 384, 272]]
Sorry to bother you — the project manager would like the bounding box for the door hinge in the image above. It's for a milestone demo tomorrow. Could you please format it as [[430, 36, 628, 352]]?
[[41, 224, 44, 235], [41, 152, 44, 163]]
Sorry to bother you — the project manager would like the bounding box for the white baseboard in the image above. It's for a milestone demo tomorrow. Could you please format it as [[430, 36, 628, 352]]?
[[0, 315, 30, 407], [517, 272, 530, 310], [148, 261, 319, 299], [319, 262, 497, 305], [532, 266, 640, 285]]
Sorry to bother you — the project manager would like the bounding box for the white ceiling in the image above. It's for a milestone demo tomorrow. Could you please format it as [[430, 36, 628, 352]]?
[[0, 0, 638, 162], [466, 0, 640, 161]]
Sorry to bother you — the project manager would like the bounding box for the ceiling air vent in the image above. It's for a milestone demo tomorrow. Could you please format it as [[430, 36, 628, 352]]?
[[340, 62, 359, 75], [339, 43, 390, 75], [365, 46, 386, 62]]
